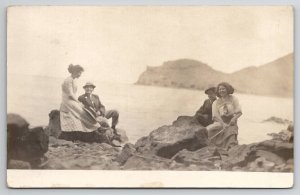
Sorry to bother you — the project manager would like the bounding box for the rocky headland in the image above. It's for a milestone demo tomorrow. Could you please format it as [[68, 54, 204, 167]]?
[[7, 111, 293, 172], [136, 53, 293, 97]]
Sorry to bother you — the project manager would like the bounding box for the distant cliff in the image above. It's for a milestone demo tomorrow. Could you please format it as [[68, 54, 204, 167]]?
[[136, 53, 293, 97]]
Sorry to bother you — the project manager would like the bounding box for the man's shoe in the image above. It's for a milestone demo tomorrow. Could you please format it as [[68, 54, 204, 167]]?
[[112, 127, 121, 136]]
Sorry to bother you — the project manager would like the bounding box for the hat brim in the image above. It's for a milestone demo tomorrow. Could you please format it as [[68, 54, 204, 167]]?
[[205, 87, 216, 94], [83, 85, 96, 89]]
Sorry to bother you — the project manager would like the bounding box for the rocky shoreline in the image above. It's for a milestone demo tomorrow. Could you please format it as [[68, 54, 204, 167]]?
[[7, 112, 293, 172]]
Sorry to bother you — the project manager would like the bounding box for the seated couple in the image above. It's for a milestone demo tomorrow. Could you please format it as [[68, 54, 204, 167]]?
[[194, 83, 242, 150], [59, 64, 120, 143], [78, 82, 119, 133]]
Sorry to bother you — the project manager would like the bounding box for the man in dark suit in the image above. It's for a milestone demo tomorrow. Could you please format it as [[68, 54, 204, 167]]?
[[194, 87, 217, 126], [78, 82, 119, 133]]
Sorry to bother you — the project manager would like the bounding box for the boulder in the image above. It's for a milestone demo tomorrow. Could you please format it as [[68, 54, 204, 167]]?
[[254, 150, 285, 165], [135, 116, 209, 159], [44, 110, 61, 138], [173, 146, 219, 162], [267, 124, 293, 143], [7, 114, 49, 168], [7, 160, 31, 169], [7, 113, 29, 129], [277, 159, 294, 172], [247, 157, 276, 172], [221, 138, 293, 171], [221, 144, 256, 169], [171, 146, 222, 170], [268, 130, 293, 143], [115, 143, 136, 165], [25, 127, 49, 161], [256, 140, 293, 160], [262, 117, 291, 124]]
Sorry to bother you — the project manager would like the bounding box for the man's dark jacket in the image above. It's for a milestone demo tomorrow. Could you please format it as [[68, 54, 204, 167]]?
[[78, 93, 106, 116], [195, 99, 215, 126]]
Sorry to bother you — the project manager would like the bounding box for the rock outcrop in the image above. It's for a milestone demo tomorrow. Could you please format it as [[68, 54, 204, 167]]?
[[263, 116, 292, 125], [44, 110, 61, 138], [8, 160, 32, 169], [7, 114, 49, 168], [42, 137, 121, 169], [7, 113, 293, 172], [134, 116, 208, 158], [171, 146, 223, 170], [117, 116, 293, 172]]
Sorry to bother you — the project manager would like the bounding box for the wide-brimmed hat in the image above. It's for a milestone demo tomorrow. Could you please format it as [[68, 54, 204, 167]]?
[[204, 87, 216, 94], [83, 82, 96, 89]]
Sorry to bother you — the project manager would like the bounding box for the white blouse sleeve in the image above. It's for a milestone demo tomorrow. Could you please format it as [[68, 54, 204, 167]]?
[[232, 96, 242, 114]]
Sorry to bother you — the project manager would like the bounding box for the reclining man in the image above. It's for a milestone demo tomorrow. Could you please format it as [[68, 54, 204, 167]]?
[[78, 82, 120, 138]]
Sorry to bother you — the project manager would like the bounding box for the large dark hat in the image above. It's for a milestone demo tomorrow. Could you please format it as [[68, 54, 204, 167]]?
[[83, 82, 96, 89], [204, 87, 216, 94]]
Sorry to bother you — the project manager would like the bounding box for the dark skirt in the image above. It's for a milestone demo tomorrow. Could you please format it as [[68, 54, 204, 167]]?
[[59, 130, 111, 143], [209, 125, 238, 150]]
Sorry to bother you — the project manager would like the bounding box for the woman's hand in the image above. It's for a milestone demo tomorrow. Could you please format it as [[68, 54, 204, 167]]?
[[96, 111, 101, 116], [229, 112, 242, 126], [229, 117, 237, 126]]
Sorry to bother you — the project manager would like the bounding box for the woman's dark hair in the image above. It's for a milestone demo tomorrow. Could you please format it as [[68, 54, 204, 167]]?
[[216, 82, 234, 97], [68, 64, 84, 74]]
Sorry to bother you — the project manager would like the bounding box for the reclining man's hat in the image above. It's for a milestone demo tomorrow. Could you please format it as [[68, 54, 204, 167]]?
[[204, 86, 216, 94], [83, 82, 96, 89]]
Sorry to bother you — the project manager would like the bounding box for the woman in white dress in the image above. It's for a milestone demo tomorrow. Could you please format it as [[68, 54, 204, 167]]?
[[59, 64, 100, 136], [206, 82, 242, 149]]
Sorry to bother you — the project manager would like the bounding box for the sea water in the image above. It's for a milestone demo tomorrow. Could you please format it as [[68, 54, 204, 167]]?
[[7, 74, 293, 144]]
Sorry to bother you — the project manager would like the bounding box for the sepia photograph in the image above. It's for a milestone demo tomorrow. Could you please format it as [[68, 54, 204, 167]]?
[[6, 6, 293, 188]]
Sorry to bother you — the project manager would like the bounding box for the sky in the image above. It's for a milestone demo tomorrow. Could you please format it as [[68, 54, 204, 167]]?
[[7, 6, 293, 83]]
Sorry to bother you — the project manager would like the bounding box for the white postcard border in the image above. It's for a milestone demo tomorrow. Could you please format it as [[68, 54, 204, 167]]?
[[7, 170, 293, 188]]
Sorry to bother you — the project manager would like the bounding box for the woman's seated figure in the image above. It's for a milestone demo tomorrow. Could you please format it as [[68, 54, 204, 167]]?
[[206, 82, 242, 150]]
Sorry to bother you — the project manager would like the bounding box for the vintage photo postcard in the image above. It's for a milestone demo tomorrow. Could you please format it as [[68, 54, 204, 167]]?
[[7, 6, 293, 188]]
